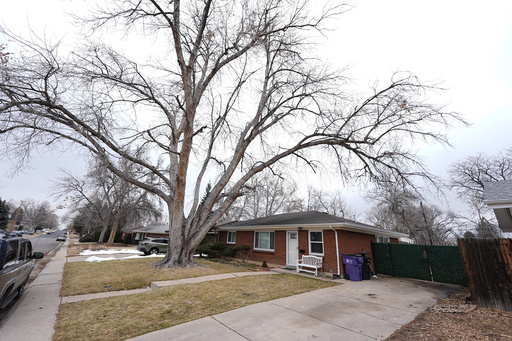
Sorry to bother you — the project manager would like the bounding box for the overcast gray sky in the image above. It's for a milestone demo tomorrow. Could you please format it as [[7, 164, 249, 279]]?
[[1, 0, 511, 221]]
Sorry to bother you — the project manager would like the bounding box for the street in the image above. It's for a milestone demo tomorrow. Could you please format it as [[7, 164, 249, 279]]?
[[28, 231, 66, 255]]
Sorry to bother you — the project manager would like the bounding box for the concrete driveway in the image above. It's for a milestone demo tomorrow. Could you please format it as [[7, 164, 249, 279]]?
[[128, 276, 464, 341]]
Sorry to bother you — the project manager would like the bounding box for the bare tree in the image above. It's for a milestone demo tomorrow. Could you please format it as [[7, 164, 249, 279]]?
[[304, 187, 355, 218], [366, 183, 457, 244], [53, 168, 111, 242], [68, 201, 103, 236], [475, 217, 501, 239], [0, 1, 464, 268], [222, 170, 302, 221], [53, 157, 161, 244], [0, 44, 9, 66], [449, 147, 512, 218], [23, 200, 59, 230]]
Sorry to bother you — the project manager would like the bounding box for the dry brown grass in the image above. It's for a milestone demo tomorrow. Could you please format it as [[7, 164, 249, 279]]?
[[66, 240, 136, 257], [54, 274, 337, 341], [66, 243, 92, 257], [61, 258, 254, 296]]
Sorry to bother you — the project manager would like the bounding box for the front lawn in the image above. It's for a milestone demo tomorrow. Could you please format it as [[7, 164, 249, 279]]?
[[54, 274, 337, 341], [62, 257, 255, 296]]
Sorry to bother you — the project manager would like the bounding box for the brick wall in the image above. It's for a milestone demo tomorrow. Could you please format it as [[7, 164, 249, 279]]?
[[219, 229, 398, 273], [338, 230, 375, 271], [218, 230, 287, 265]]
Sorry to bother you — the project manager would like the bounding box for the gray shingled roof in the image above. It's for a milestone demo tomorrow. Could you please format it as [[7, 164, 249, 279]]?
[[217, 211, 407, 238], [219, 211, 361, 227], [483, 181, 512, 232], [484, 180, 512, 202], [131, 225, 168, 234]]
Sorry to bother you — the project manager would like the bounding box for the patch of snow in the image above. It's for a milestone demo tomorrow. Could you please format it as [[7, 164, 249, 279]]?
[[80, 249, 144, 256], [84, 254, 164, 262], [85, 256, 118, 262]]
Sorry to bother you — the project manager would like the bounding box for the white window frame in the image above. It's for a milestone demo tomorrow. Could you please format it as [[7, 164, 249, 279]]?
[[376, 236, 390, 243], [254, 231, 275, 251], [227, 231, 236, 244], [308, 230, 324, 255]]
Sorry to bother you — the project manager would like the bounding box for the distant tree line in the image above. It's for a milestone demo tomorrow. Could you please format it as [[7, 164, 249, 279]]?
[[52, 156, 163, 245], [0, 197, 59, 232]]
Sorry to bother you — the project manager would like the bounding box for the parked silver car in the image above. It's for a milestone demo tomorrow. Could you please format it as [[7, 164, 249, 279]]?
[[0, 231, 44, 309], [137, 237, 169, 255]]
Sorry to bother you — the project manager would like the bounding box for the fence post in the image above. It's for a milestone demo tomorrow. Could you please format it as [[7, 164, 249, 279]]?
[[424, 245, 434, 282], [388, 242, 395, 277]]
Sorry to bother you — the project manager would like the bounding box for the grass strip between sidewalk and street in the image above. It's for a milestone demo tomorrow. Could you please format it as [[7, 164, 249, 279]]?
[[54, 273, 338, 341], [62, 257, 254, 296]]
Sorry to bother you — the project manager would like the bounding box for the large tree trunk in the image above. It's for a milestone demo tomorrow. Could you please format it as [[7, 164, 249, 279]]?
[[106, 208, 122, 246], [151, 205, 213, 269], [152, 206, 198, 268], [152, 240, 197, 269], [98, 222, 109, 243]]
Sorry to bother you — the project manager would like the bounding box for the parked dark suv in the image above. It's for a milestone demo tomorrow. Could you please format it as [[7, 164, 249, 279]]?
[[0, 230, 44, 309], [137, 237, 169, 255]]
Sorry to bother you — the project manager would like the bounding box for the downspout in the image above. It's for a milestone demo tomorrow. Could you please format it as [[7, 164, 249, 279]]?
[[297, 227, 302, 267], [330, 225, 341, 279]]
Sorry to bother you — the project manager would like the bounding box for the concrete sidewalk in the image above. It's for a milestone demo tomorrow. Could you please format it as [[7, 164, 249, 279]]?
[[127, 277, 463, 341], [0, 239, 69, 341]]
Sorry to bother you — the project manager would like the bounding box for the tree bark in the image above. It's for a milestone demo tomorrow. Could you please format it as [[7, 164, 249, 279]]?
[[98, 222, 109, 243], [106, 207, 123, 246]]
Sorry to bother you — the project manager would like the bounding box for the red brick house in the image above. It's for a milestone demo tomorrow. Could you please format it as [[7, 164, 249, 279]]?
[[217, 211, 407, 276]]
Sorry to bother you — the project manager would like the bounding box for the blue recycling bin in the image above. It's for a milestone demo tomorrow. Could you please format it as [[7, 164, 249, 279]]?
[[342, 255, 363, 281]]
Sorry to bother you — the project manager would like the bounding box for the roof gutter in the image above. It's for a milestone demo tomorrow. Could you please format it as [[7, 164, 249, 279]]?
[[330, 225, 341, 279], [483, 199, 512, 208]]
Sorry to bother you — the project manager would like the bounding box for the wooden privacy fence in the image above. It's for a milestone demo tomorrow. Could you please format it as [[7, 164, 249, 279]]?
[[458, 238, 512, 312]]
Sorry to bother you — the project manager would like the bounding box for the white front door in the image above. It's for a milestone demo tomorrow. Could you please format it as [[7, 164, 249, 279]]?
[[286, 231, 298, 266]]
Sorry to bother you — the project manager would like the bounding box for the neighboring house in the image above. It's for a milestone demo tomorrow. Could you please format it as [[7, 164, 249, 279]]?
[[216, 211, 407, 275], [483, 180, 512, 233], [127, 224, 217, 243], [130, 225, 168, 241]]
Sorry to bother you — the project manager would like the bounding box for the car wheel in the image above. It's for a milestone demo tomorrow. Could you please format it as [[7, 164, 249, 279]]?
[[0, 293, 6, 310], [149, 248, 159, 254], [0, 287, 12, 310], [16, 279, 28, 298]]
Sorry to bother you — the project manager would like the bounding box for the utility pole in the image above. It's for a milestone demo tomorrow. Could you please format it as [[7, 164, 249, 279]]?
[[9, 201, 23, 233]]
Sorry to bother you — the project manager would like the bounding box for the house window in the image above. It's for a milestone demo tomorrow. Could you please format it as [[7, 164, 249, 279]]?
[[309, 231, 323, 255], [254, 231, 275, 251], [376, 236, 390, 243], [227, 231, 236, 244]]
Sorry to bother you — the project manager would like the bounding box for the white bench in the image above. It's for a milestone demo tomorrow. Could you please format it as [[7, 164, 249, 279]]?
[[296, 255, 323, 277]]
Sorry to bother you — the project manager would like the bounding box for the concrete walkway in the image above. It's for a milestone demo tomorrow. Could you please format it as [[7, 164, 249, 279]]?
[[126, 277, 462, 341], [0, 241, 465, 341]]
